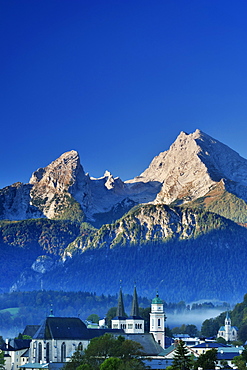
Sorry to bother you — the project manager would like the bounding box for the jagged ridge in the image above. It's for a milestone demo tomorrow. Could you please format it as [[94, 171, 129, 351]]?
[[1, 129, 247, 224]]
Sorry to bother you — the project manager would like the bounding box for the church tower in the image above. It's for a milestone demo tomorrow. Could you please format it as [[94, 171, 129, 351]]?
[[111, 286, 127, 330], [225, 311, 231, 341], [150, 292, 166, 348], [126, 285, 144, 334], [111, 284, 144, 333]]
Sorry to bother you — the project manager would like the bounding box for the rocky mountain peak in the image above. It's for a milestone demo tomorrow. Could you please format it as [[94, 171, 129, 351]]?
[[1, 129, 247, 223], [29, 150, 88, 219], [132, 129, 247, 205], [29, 150, 82, 188]]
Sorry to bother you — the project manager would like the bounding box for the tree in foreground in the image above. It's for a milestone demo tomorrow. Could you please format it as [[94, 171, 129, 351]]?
[[194, 348, 217, 370], [62, 349, 84, 370], [0, 350, 5, 370], [170, 340, 194, 370], [63, 334, 147, 370], [99, 357, 122, 370], [86, 314, 99, 324], [232, 346, 247, 370]]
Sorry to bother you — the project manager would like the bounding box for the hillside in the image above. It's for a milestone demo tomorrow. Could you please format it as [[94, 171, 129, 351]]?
[[1, 205, 246, 302]]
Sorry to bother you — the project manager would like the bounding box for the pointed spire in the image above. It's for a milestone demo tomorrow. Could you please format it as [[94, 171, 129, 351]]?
[[116, 281, 125, 317], [131, 283, 139, 317]]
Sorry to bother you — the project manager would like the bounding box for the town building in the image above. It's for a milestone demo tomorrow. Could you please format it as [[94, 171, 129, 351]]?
[[1, 339, 31, 370]]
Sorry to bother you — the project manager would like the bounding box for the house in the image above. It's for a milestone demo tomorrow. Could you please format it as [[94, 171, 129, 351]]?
[[216, 346, 244, 368], [1, 339, 31, 370], [172, 334, 200, 347], [217, 312, 238, 342], [192, 341, 230, 355]]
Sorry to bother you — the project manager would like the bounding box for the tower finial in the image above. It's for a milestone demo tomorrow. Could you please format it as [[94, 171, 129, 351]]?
[[49, 304, 54, 317]]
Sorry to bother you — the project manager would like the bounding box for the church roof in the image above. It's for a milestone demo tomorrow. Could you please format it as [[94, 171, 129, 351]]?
[[112, 316, 127, 320], [219, 325, 238, 332], [33, 317, 90, 340], [115, 333, 163, 356], [33, 317, 123, 341], [152, 292, 163, 304], [23, 325, 40, 338], [128, 316, 144, 320]]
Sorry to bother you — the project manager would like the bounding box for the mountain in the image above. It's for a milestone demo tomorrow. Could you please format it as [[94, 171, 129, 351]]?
[[1, 129, 247, 225], [1, 129, 247, 302]]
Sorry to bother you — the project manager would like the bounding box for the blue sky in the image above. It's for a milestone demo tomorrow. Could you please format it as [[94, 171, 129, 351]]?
[[1, 0, 247, 188]]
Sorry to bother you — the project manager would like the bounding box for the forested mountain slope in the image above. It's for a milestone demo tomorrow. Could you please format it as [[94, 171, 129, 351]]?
[[1, 206, 246, 303]]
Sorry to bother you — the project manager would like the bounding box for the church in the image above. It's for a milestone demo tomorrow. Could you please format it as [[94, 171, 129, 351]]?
[[111, 286, 166, 348], [21, 287, 165, 367], [217, 312, 238, 342]]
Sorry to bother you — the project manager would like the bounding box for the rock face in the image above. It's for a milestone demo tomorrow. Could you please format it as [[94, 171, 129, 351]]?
[[129, 129, 247, 205], [1, 129, 247, 223], [0, 182, 43, 220], [66, 205, 207, 253], [29, 150, 90, 219]]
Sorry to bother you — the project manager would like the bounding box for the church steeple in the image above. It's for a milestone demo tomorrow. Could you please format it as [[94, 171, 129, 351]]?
[[116, 284, 125, 317], [131, 284, 139, 317], [111, 283, 144, 334]]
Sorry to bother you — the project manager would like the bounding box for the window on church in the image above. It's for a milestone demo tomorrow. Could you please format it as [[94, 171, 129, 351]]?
[[46, 342, 50, 363], [158, 319, 161, 327], [61, 342, 66, 362], [78, 343, 83, 351], [38, 342, 42, 363]]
